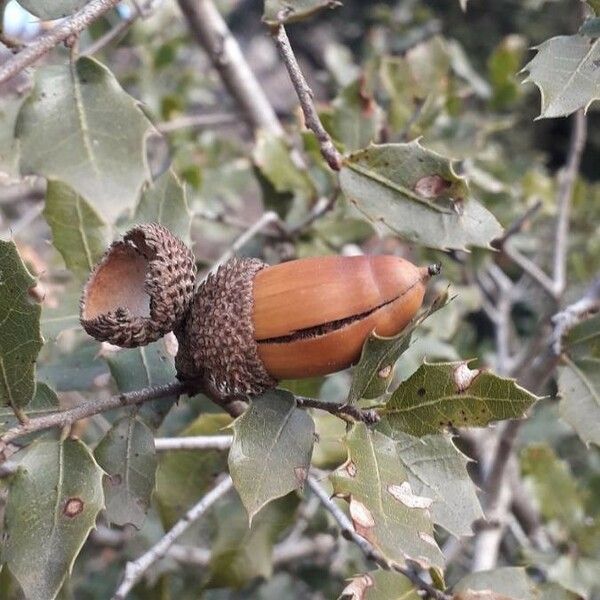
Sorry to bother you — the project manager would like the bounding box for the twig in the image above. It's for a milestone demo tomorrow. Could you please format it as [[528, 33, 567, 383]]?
[[503, 245, 556, 299], [177, 0, 283, 136], [492, 200, 543, 249], [552, 109, 587, 298], [0, 381, 186, 450], [112, 476, 233, 600], [271, 25, 342, 171], [154, 435, 233, 451], [307, 476, 451, 600], [0, 0, 122, 85], [295, 396, 380, 424]]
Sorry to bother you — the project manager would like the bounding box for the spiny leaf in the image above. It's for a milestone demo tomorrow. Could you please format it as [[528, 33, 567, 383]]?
[[330, 423, 444, 569], [339, 570, 419, 600], [375, 426, 483, 537], [134, 170, 192, 245], [44, 181, 111, 278], [347, 290, 450, 404], [0, 240, 43, 410], [17, 57, 152, 223], [2, 438, 104, 600], [522, 35, 600, 118], [228, 390, 315, 522], [379, 361, 537, 437], [94, 416, 157, 529], [263, 0, 341, 25], [15, 0, 87, 20], [340, 141, 502, 251]]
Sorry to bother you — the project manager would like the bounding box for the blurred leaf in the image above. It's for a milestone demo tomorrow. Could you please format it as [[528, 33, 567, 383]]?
[[522, 35, 600, 119], [379, 362, 537, 437], [340, 141, 502, 250], [339, 570, 419, 600], [17, 57, 151, 223], [262, 0, 340, 25], [311, 411, 347, 469], [106, 340, 178, 429], [155, 413, 231, 528], [0, 382, 58, 433], [94, 416, 157, 529], [521, 444, 584, 528], [15, 0, 87, 19], [374, 427, 483, 537], [0, 92, 26, 179], [488, 35, 527, 109], [546, 554, 600, 597], [454, 567, 536, 600], [330, 423, 443, 569], [538, 582, 582, 600], [207, 492, 299, 589], [40, 283, 81, 340], [347, 290, 450, 404], [44, 181, 111, 278], [3, 438, 104, 600], [326, 78, 384, 152], [0, 240, 43, 409], [229, 390, 315, 522], [134, 170, 192, 245], [580, 17, 600, 37]]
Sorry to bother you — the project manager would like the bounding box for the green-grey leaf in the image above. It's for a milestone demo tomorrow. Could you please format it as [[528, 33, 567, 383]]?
[[44, 181, 111, 278], [455, 567, 535, 600], [155, 413, 231, 528], [263, 0, 340, 25], [207, 492, 299, 589], [348, 290, 450, 404], [40, 283, 82, 340], [330, 423, 443, 569], [94, 416, 157, 529], [0, 240, 43, 410], [340, 141, 502, 250], [3, 438, 104, 600], [134, 170, 192, 245], [17, 57, 152, 223], [522, 35, 600, 119], [0, 382, 58, 433], [106, 340, 177, 429], [379, 361, 537, 437], [375, 427, 483, 537], [228, 389, 315, 522], [339, 570, 419, 600], [16, 0, 88, 20], [580, 17, 600, 38]]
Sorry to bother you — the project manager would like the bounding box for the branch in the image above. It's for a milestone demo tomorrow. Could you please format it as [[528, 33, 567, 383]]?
[[177, 0, 283, 136], [112, 476, 233, 600], [271, 25, 342, 171], [307, 476, 451, 600], [553, 109, 587, 298], [0, 381, 186, 450], [0, 0, 122, 85], [154, 435, 233, 451], [295, 396, 380, 424]]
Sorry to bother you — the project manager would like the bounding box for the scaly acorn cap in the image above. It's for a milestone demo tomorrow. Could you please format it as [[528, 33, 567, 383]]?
[[80, 223, 196, 348], [175, 254, 436, 396]]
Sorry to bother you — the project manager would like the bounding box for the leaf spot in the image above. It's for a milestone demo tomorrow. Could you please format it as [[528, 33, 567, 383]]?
[[387, 482, 433, 509], [345, 460, 357, 478], [349, 498, 375, 538], [63, 497, 84, 518], [453, 362, 480, 392], [417, 387, 426, 397], [340, 574, 374, 599], [294, 467, 308, 488], [414, 174, 451, 199], [419, 531, 437, 546], [378, 365, 392, 378]]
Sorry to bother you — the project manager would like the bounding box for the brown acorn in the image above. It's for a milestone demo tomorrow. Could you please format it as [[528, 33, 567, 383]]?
[[175, 255, 436, 396], [80, 223, 196, 347]]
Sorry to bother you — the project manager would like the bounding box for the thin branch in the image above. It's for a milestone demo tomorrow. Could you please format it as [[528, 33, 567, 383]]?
[[295, 396, 380, 424], [307, 476, 451, 600], [0, 0, 122, 85], [553, 109, 587, 298], [177, 0, 283, 136], [502, 244, 556, 299], [112, 476, 233, 600], [0, 381, 186, 450], [492, 200, 543, 249], [271, 25, 342, 171], [154, 435, 233, 451]]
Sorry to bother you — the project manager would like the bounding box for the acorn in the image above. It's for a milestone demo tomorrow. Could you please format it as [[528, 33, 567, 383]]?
[[80, 223, 196, 347], [175, 255, 437, 396]]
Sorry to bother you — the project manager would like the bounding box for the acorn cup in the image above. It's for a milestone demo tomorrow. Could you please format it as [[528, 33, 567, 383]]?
[[80, 223, 196, 347], [175, 254, 437, 396]]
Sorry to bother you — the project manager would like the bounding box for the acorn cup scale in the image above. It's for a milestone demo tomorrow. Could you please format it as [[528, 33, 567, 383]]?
[[80, 223, 437, 397]]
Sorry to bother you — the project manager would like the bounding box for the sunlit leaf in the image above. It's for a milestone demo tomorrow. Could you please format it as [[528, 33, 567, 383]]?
[[229, 390, 314, 522], [15, 0, 88, 20], [522, 35, 600, 118], [330, 423, 444, 569], [3, 438, 104, 600], [379, 361, 537, 437], [0, 240, 43, 410]]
